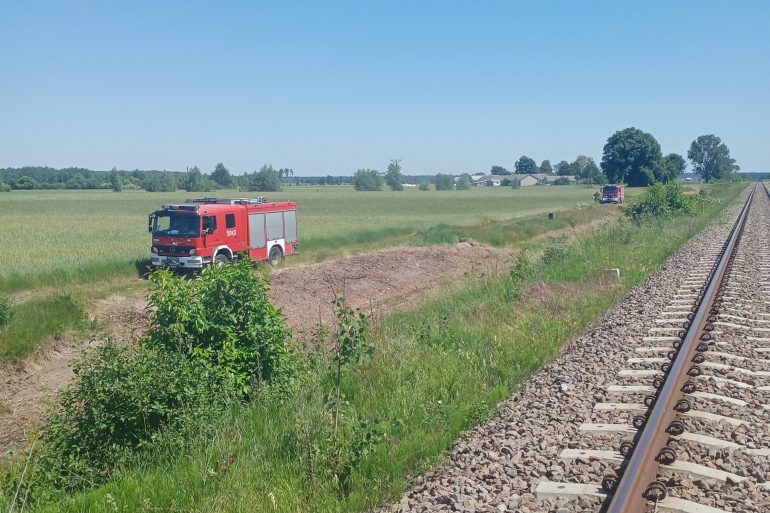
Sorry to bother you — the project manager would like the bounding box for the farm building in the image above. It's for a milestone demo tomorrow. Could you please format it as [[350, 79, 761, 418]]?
[[471, 173, 578, 187]]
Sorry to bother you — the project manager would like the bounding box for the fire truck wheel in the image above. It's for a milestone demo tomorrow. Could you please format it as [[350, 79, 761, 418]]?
[[214, 253, 230, 267], [268, 246, 283, 266]]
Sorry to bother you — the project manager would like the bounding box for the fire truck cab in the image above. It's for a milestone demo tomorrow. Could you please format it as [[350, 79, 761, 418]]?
[[600, 184, 624, 204], [149, 197, 298, 269]]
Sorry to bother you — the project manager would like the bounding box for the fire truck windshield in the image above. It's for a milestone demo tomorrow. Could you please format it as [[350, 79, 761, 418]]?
[[152, 212, 200, 237], [603, 185, 618, 194]]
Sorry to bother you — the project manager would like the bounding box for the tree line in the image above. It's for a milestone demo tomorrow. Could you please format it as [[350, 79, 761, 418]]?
[[0, 164, 298, 193], [0, 130, 742, 193]]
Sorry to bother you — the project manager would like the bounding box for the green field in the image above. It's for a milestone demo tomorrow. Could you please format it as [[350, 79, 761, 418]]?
[[0, 185, 629, 292]]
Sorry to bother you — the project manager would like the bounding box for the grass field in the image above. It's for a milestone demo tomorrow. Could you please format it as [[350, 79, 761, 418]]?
[[0, 185, 631, 293], [12, 183, 746, 513]]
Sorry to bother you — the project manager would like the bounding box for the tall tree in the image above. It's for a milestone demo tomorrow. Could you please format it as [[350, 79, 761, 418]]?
[[600, 127, 662, 186], [540, 160, 553, 175], [656, 153, 686, 182], [242, 165, 282, 192], [554, 160, 571, 176], [109, 167, 123, 192], [385, 160, 404, 191], [353, 169, 383, 191], [514, 155, 538, 174], [688, 135, 739, 182], [435, 173, 454, 190], [490, 165, 511, 175], [211, 163, 233, 187]]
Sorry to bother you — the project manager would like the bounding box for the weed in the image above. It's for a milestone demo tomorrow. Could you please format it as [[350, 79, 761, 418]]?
[[0, 294, 11, 326]]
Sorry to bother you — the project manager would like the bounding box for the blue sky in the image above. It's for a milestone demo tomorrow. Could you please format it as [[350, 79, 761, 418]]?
[[1, 1, 768, 175]]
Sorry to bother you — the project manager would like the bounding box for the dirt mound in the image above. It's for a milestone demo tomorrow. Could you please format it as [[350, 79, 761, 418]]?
[[270, 242, 510, 339], [0, 242, 509, 452]]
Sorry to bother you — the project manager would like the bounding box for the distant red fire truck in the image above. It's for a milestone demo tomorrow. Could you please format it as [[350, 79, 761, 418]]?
[[600, 184, 625, 204], [148, 197, 298, 270]]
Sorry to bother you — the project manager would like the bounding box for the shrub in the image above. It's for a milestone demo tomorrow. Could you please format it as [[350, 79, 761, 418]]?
[[144, 260, 295, 395], [418, 182, 429, 191], [541, 235, 573, 265], [0, 181, 10, 192], [35, 346, 238, 492], [0, 294, 11, 326], [624, 181, 694, 220]]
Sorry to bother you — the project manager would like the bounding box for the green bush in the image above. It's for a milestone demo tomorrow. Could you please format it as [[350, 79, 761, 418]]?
[[0, 294, 11, 326], [541, 235, 573, 265], [144, 260, 295, 395], [33, 346, 238, 493], [624, 181, 694, 220], [0, 181, 11, 192]]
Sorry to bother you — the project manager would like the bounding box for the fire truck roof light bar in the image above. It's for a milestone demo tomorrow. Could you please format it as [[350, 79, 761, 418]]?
[[186, 197, 268, 205], [161, 204, 199, 211]]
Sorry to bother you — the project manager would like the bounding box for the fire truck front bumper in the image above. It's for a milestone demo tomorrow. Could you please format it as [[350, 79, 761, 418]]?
[[151, 254, 206, 269]]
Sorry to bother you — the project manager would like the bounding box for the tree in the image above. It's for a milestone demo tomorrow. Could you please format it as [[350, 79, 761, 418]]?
[[435, 174, 454, 190], [456, 174, 471, 190], [0, 182, 10, 192], [278, 168, 294, 182], [242, 165, 282, 192], [353, 169, 383, 191], [600, 127, 662, 186], [554, 160, 571, 176], [656, 153, 686, 183], [385, 160, 404, 191], [184, 166, 216, 193], [688, 135, 739, 182], [490, 165, 511, 175], [211, 163, 232, 188], [109, 167, 123, 192], [514, 155, 538, 174], [582, 160, 604, 184], [14, 175, 38, 190], [540, 160, 553, 175]]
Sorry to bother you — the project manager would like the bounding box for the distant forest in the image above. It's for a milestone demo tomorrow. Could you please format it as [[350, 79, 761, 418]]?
[[0, 165, 447, 192]]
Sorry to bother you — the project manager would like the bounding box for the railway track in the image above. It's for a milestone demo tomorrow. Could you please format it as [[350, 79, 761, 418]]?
[[537, 183, 770, 513]]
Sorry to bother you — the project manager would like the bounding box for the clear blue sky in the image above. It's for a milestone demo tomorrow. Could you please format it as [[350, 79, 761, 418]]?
[[1, 1, 768, 175]]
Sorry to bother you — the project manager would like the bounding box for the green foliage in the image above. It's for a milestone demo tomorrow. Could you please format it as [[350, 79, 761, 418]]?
[[352, 169, 383, 191], [688, 134, 739, 182], [514, 155, 538, 174], [434, 173, 454, 190], [601, 127, 662, 186], [109, 168, 123, 192], [241, 165, 283, 192], [418, 182, 429, 191], [385, 160, 404, 191], [33, 345, 238, 494], [183, 166, 217, 192], [456, 175, 471, 190], [623, 181, 694, 220], [211, 163, 233, 187], [539, 160, 552, 174], [656, 153, 686, 182], [490, 165, 510, 175], [541, 235, 573, 265], [14, 175, 38, 190], [332, 296, 373, 367], [0, 294, 12, 326], [144, 260, 295, 395], [142, 172, 178, 192], [0, 181, 10, 192], [0, 292, 84, 361]]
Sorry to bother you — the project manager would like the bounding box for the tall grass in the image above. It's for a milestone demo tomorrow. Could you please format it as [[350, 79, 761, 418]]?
[[0, 186, 629, 292], [10, 183, 745, 512], [0, 294, 84, 360]]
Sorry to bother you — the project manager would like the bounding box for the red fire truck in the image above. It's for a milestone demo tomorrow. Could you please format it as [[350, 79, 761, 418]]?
[[148, 197, 298, 270], [600, 184, 625, 204]]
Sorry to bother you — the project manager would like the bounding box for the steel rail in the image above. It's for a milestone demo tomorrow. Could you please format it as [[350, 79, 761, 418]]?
[[603, 183, 757, 513]]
